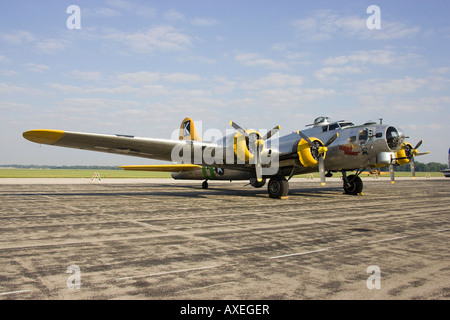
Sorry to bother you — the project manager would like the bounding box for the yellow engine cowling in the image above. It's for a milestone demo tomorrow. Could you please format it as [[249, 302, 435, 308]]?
[[297, 137, 326, 167], [233, 130, 264, 163], [395, 142, 412, 165]]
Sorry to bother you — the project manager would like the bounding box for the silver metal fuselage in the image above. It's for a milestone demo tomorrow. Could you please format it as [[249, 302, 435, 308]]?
[[274, 122, 404, 176], [172, 120, 406, 181]]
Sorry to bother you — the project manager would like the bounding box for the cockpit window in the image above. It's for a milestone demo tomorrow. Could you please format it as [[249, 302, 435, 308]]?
[[338, 122, 354, 129], [329, 123, 340, 131]]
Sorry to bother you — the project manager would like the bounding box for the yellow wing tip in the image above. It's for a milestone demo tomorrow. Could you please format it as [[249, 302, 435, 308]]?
[[23, 129, 65, 145]]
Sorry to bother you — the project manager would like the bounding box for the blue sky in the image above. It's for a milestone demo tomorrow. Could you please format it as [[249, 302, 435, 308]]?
[[1, 0, 449, 165]]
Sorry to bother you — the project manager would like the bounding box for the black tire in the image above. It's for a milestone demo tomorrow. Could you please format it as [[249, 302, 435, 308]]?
[[344, 174, 363, 195], [268, 175, 289, 198], [202, 180, 208, 189], [250, 178, 266, 188]]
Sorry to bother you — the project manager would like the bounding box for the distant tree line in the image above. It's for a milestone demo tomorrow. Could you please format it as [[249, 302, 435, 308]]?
[[0, 164, 121, 170], [393, 161, 448, 172]]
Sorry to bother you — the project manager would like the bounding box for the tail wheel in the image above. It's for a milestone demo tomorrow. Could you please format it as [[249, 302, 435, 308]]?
[[343, 174, 363, 195], [268, 175, 289, 198], [250, 178, 266, 188]]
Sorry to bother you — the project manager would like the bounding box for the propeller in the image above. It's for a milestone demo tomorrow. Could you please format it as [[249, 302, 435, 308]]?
[[230, 122, 280, 182], [394, 140, 428, 179], [298, 131, 339, 185], [405, 140, 423, 179]]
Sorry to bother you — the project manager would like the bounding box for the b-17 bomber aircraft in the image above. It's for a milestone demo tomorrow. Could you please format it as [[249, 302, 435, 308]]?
[[23, 116, 428, 198]]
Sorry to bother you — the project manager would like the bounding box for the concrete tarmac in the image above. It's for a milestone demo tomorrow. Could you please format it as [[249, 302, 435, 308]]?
[[0, 177, 448, 300]]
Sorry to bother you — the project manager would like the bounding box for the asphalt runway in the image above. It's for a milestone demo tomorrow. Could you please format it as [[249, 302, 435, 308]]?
[[0, 177, 449, 300]]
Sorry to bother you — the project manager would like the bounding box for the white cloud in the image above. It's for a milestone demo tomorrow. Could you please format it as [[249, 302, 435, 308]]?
[[314, 66, 362, 82], [106, 26, 192, 53], [355, 77, 427, 95], [292, 10, 420, 41], [83, 7, 122, 18], [0, 83, 45, 96], [0, 30, 35, 44], [235, 53, 289, 70], [0, 101, 33, 111], [105, 0, 157, 18], [0, 70, 18, 77], [164, 9, 185, 22], [241, 73, 304, 90], [69, 70, 103, 82], [23, 63, 50, 73], [162, 73, 202, 83], [323, 50, 399, 66], [210, 76, 236, 95], [356, 95, 448, 116], [62, 97, 140, 110], [116, 71, 160, 85], [35, 38, 68, 53], [0, 55, 10, 63]]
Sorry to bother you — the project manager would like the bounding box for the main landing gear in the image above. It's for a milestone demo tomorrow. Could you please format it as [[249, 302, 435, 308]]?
[[267, 175, 289, 198], [266, 171, 364, 199], [342, 171, 363, 195], [203, 172, 364, 198]]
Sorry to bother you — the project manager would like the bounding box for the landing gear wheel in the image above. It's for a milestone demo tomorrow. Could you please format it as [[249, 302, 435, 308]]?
[[250, 178, 266, 188], [343, 174, 363, 195], [268, 175, 289, 198], [202, 180, 208, 189]]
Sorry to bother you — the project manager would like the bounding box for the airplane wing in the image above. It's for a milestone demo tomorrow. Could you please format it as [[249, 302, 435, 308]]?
[[119, 164, 201, 172], [23, 129, 213, 162]]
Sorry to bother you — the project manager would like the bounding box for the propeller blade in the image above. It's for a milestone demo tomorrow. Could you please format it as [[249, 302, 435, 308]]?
[[255, 151, 263, 182], [414, 140, 423, 151], [318, 155, 326, 186], [415, 152, 430, 156], [263, 125, 280, 141], [389, 164, 395, 184], [411, 157, 416, 179], [389, 153, 395, 184], [230, 121, 248, 137], [298, 131, 313, 146], [324, 132, 339, 147]]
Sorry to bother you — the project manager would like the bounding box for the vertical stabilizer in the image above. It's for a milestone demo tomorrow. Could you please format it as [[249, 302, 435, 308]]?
[[179, 117, 201, 141]]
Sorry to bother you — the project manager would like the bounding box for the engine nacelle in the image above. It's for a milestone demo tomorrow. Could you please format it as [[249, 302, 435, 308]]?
[[395, 142, 413, 165], [232, 130, 264, 163], [297, 137, 326, 167]]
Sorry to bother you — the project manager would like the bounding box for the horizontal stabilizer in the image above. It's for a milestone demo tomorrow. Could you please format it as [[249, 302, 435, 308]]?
[[119, 164, 201, 172]]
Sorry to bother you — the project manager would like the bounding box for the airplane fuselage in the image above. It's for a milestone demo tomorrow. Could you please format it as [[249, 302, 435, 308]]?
[[173, 119, 405, 182]]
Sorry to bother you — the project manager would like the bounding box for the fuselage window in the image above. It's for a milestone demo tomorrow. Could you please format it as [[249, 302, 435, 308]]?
[[358, 130, 368, 143]]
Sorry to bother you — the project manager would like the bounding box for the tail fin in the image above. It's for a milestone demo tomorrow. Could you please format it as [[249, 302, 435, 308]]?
[[179, 117, 201, 141], [448, 147, 450, 168]]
